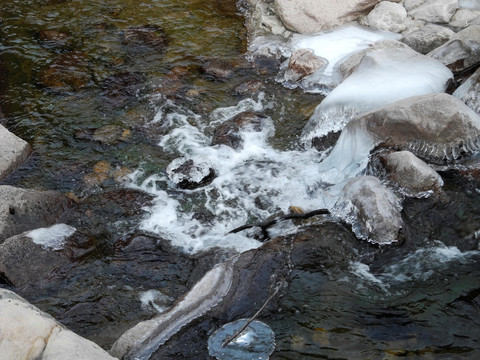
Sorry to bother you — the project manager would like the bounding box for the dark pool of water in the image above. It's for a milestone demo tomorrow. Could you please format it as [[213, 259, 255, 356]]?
[[1, 1, 480, 359]]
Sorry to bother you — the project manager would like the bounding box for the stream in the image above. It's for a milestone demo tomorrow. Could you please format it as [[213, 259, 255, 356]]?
[[1, 0, 480, 359]]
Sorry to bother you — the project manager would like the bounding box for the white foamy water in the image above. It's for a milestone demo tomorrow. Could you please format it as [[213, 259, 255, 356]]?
[[350, 242, 480, 292], [128, 93, 379, 253], [26, 224, 76, 250]]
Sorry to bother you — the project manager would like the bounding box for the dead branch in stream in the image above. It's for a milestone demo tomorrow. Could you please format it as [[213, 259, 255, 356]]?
[[227, 208, 330, 239], [222, 277, 285, 347]]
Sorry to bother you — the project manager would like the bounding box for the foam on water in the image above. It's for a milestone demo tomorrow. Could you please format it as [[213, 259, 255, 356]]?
[[26, 224, 76, 250], [350, 242, 480, 292]]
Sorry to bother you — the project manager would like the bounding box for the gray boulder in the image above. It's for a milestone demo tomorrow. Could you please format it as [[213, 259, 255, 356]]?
[[274, 0, 385, 33], [0, 185, 73, 243], [401, 24, 455, 54], [0, 124, 32, 180], [364, 1, 408, 33], [453, 66, 480, 114], [428, 25, 480, 73], [0, 289, 116, 360], [449, 8, 480, 29], [349, 93, 480, 163], [341, 176, 403, 245], [382, 151, 444, 193], [408, 0, 458, 23]]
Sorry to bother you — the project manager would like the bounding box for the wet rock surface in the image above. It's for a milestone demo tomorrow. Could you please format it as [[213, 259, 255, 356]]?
[[0, 125, 32, 181], [0, 185, 73, 243], [166, 157, 215, 190], [38, 51, 91, 91], [211, 111, 270, 149]]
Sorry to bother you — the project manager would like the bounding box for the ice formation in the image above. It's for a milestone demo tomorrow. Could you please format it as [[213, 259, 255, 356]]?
[[26, 224, 76, 250]]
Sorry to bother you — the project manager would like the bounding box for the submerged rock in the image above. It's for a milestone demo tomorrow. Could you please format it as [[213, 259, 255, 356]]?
[[400, 24, 455, 54], [201, 59, 236, 81], [350, 93, 480, 163], [382, 150, 444, 193], [122, 25, 168, 54], [100, 72, 145, 110], [37, 29, 72, 49], [166, 157, 215, 190], [0, 124, 32, 181], [38, 51, 91, 91], [453, 65, 480, 114], [428, 25, 480, 73], [211, 111, 270, 149], [341, 176, 403, 245], [274, 0, 384, 33], [0, 289, 116, 360], [0, 185, 73, 243]]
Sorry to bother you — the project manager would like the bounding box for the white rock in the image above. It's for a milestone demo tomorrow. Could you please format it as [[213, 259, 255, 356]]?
[[401, 24, 455, 54], [0, 124, 32, 180], [0, 289, 116, 360], [408, 0, 458, 23], [404, 0, 427, 12], [274, 0, 384, 33], [449, 8, 480, 29], [341, 176, 403, 245], [428, 25, 480, 73], [383, 151, 444, 193], [453, 66, 480, 114], [365, 1, 408, 33]]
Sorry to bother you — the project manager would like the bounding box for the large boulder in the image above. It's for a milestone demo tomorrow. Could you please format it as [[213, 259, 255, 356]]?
[[341, 176, 403, 245], [428, 25, 480, 73], [0, 289, 116, 360], [407, 0, 458, 23], [0, 185, 73, 243], [0, 125, 32, 180], [382, 151, 444, 193], [453, 66, 480, 114], [274, 0, 385, 33], [400, 24, 455, 54], [348, 93, 480, 163]]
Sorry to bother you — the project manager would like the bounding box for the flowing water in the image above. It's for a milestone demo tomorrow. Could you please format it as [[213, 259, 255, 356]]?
[[1, 0, 480, 359]]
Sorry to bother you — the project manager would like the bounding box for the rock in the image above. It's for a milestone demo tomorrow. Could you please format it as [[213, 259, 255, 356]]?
[[201, 59, 235, 81], [0, 185, 73, 243], [0, 125, 32, 180], [166, 157, 215, 190], [382, 151, 444, 193], [211, 111, 270, 149], [100, 72, 145, 110], [341, 176, 403, 245], [112, 223, 360, 358], [284, 48, 326, 82], [302, 40, 452, 141], [245, 0, 291, 38], [364, 1, 407, 33], [93, 125, 128, 145], [428, 25, 480, 73], [453, 66, 480, 114], [0, 289, 116, 360], [274, 0, 385, 33], [38, 51, 91, 91], [37, 29, 72, 49], [233, 79, 263, 95], [408, 0, 458, 23], [0, 225, 75, 287], [401, 24, 455, 54], [122, 25, 168, 54], [449, 8, 480, 29], [350, 93, 480, 163]]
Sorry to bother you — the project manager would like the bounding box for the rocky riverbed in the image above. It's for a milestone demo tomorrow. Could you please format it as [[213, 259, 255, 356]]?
[[1, 0, 480, 359]]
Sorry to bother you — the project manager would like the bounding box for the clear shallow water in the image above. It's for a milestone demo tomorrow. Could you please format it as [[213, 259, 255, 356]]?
[[0, 1, 480, 359]]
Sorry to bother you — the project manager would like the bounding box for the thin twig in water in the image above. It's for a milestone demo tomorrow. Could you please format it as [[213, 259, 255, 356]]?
[[222, 277, 285, 347]]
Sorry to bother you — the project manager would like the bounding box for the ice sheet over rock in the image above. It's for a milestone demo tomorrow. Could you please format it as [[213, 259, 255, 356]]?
[[301, 40, 453, 142]]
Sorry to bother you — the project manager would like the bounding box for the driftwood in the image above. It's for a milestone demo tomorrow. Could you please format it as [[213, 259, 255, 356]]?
[[228, 208, 330, 240]]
